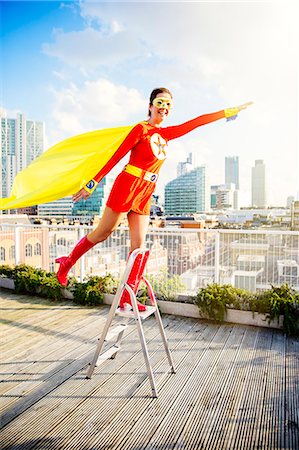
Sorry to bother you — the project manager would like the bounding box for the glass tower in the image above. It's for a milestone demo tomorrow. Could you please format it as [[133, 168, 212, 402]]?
[[165, 166, 208, 215], [225, 156, 239, 189]]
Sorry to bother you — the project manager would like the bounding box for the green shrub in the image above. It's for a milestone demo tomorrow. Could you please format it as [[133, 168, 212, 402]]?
[[196, 283, 299, 335], [6, 264, 64, 300], [196, 283, 251, 322], [0, 264, 118, 305], [72, 274, 118, 306], [0, 265, 14, 278], [251, 284, 299, 335]]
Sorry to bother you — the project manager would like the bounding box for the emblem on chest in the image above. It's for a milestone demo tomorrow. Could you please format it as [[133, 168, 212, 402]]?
[[150, 133, 168, 160]]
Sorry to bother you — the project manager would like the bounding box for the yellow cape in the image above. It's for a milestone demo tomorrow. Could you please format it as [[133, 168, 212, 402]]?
[[0, 125, 134, 210]]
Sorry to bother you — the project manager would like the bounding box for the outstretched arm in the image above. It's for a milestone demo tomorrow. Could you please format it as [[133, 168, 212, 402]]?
[[162, 102, 253, 141]]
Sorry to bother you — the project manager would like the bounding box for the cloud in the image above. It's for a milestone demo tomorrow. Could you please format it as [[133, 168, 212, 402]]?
[[49, 78, 146, 140], [43, 0, 298, 205], [42, 26, 146, 68]]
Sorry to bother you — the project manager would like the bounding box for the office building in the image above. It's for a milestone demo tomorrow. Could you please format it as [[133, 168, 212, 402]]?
[[72, 176, 114, 217], [290, 201, 299, 231], [1, 112, 44, 199], [287, 196, 295, 208], [251, 160, 267, 208], [216, 183, 238, 210], [225, 156, 239, 189], [165, 166, 208, 215], [177, 153, 193, 177], [38, 197, 74, 217], [210, 185, 220, 209]]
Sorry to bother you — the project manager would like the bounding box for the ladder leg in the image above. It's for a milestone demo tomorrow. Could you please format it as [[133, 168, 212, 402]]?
[[86, 284, 125, 379], [127, 285, 158, 398], [110, 318, 129, 359], [142, 277, 176, 374], [154, 307, 176, 374]]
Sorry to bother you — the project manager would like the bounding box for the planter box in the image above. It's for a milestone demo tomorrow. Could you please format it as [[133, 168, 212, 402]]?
[[0, 278, 285, 331], [103, 294, 283, 330], [0, 278, 15, 290]]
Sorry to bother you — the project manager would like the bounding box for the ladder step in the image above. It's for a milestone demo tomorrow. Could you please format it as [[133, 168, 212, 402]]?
[[95, 345, 120, 367], [104, 324, 127, 342], [116, 305, 156, 320]]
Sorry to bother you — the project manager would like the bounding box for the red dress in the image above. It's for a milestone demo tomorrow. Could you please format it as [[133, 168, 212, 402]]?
[[92, 110, 225, 215]]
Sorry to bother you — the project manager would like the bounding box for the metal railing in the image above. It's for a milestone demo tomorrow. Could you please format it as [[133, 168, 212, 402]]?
[[1, 223, 298, 297]]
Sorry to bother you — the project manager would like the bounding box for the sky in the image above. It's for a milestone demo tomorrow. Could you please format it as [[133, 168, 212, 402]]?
[[1, 0, 298, 207]]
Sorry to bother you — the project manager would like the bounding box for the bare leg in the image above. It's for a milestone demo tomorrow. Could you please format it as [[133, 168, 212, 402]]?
[[127, 211, 150, 251], [87, 207, 126, 244], [56, 207, 125, 286]]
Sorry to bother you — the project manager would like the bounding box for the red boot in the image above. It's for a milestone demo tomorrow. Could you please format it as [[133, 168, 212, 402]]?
[[119, 291, 146, 312], [55, 236, 95, 286], [119, 251, 146, 312]]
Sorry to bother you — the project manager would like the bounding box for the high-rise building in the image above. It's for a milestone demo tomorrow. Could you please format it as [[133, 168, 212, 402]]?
[[251, 160, 267, 208], [165, 166, 208, 215], [1, 112, 44, 198], [177, 152, 193, 177], [287, 196, 295, 208], [225, 156, 239, 189], [38, 197, 74, 217], [210, 185, 220, 209], [216, 183, 238, 209], [290, 201, 299, 231], [72, 175, 114, 217]]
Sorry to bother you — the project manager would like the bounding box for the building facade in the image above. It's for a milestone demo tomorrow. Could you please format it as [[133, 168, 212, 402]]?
[[1, 112, 44, 199], [165, 166, 208, 215], [251, 159, 267, 208], [225, 156, 239, 189], [216, 183, 238, 210], [38, 197, 74, 217], [72, 175, 114, 217]]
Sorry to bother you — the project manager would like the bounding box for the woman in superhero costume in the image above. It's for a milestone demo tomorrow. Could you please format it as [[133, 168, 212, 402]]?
[[56, 87, 252, 310]]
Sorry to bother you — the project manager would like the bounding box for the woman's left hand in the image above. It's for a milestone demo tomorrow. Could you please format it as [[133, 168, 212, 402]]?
[[237, 102, 253, 112], [72, 188, 90, 203]]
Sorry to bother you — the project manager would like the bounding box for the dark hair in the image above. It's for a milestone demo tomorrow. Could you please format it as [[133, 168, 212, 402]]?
[[148, 87, 173, 116]]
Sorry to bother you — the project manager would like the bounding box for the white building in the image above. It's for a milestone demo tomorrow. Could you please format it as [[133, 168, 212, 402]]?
[[251, 160, 267, 208], [290, 201, 299, 231], [225, 156, 239, 189], [277, 260, 299, 288], [38, 197, 74, 217], [216, 183, 238, 210], [1, 112, 44, 199], [177, 153, 193, 177]]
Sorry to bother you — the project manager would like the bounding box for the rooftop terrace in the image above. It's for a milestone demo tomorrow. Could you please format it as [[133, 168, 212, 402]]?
[[1, 289, 298, 449]]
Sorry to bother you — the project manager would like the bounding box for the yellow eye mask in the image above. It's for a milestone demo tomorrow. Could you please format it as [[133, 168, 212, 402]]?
[[152, 97, 172, 109]]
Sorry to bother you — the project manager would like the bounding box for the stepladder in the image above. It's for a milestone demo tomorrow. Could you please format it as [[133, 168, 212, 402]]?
[[86, 248, 176, 397]]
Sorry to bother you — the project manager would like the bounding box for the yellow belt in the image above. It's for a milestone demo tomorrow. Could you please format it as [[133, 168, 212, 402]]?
[[123, 164, 158, 183]]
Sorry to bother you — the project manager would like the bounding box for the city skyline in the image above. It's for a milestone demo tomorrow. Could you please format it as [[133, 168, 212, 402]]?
[[1, 0, 298, 207]]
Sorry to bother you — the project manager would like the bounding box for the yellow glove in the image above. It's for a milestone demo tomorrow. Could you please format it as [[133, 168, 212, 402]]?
[[224, 107, 239, 119]]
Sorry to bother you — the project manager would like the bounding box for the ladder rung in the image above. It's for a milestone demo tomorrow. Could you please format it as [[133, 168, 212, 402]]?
[[104, 324, 127, 342], [95, 345, 120, 367], [116, 305, 156, 319]]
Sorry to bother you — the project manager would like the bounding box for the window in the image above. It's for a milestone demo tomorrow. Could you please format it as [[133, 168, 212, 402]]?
[[34, 243, 41, 256], [9, 246, 15, 259], [0, 247, 5, 261], [25, 244, 33, 257], [57, 238, 66, 246]]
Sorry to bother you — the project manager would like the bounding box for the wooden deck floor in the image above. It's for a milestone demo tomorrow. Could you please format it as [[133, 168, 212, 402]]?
[[0, 289, 298, 450]]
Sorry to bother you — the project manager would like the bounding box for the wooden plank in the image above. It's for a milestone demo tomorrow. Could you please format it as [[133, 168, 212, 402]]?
[[0, 315, 180, 446], [1, 288, 298, 450]]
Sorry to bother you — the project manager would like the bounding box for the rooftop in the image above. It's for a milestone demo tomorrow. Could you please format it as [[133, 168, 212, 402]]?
[[1, 290, 298, 449]]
